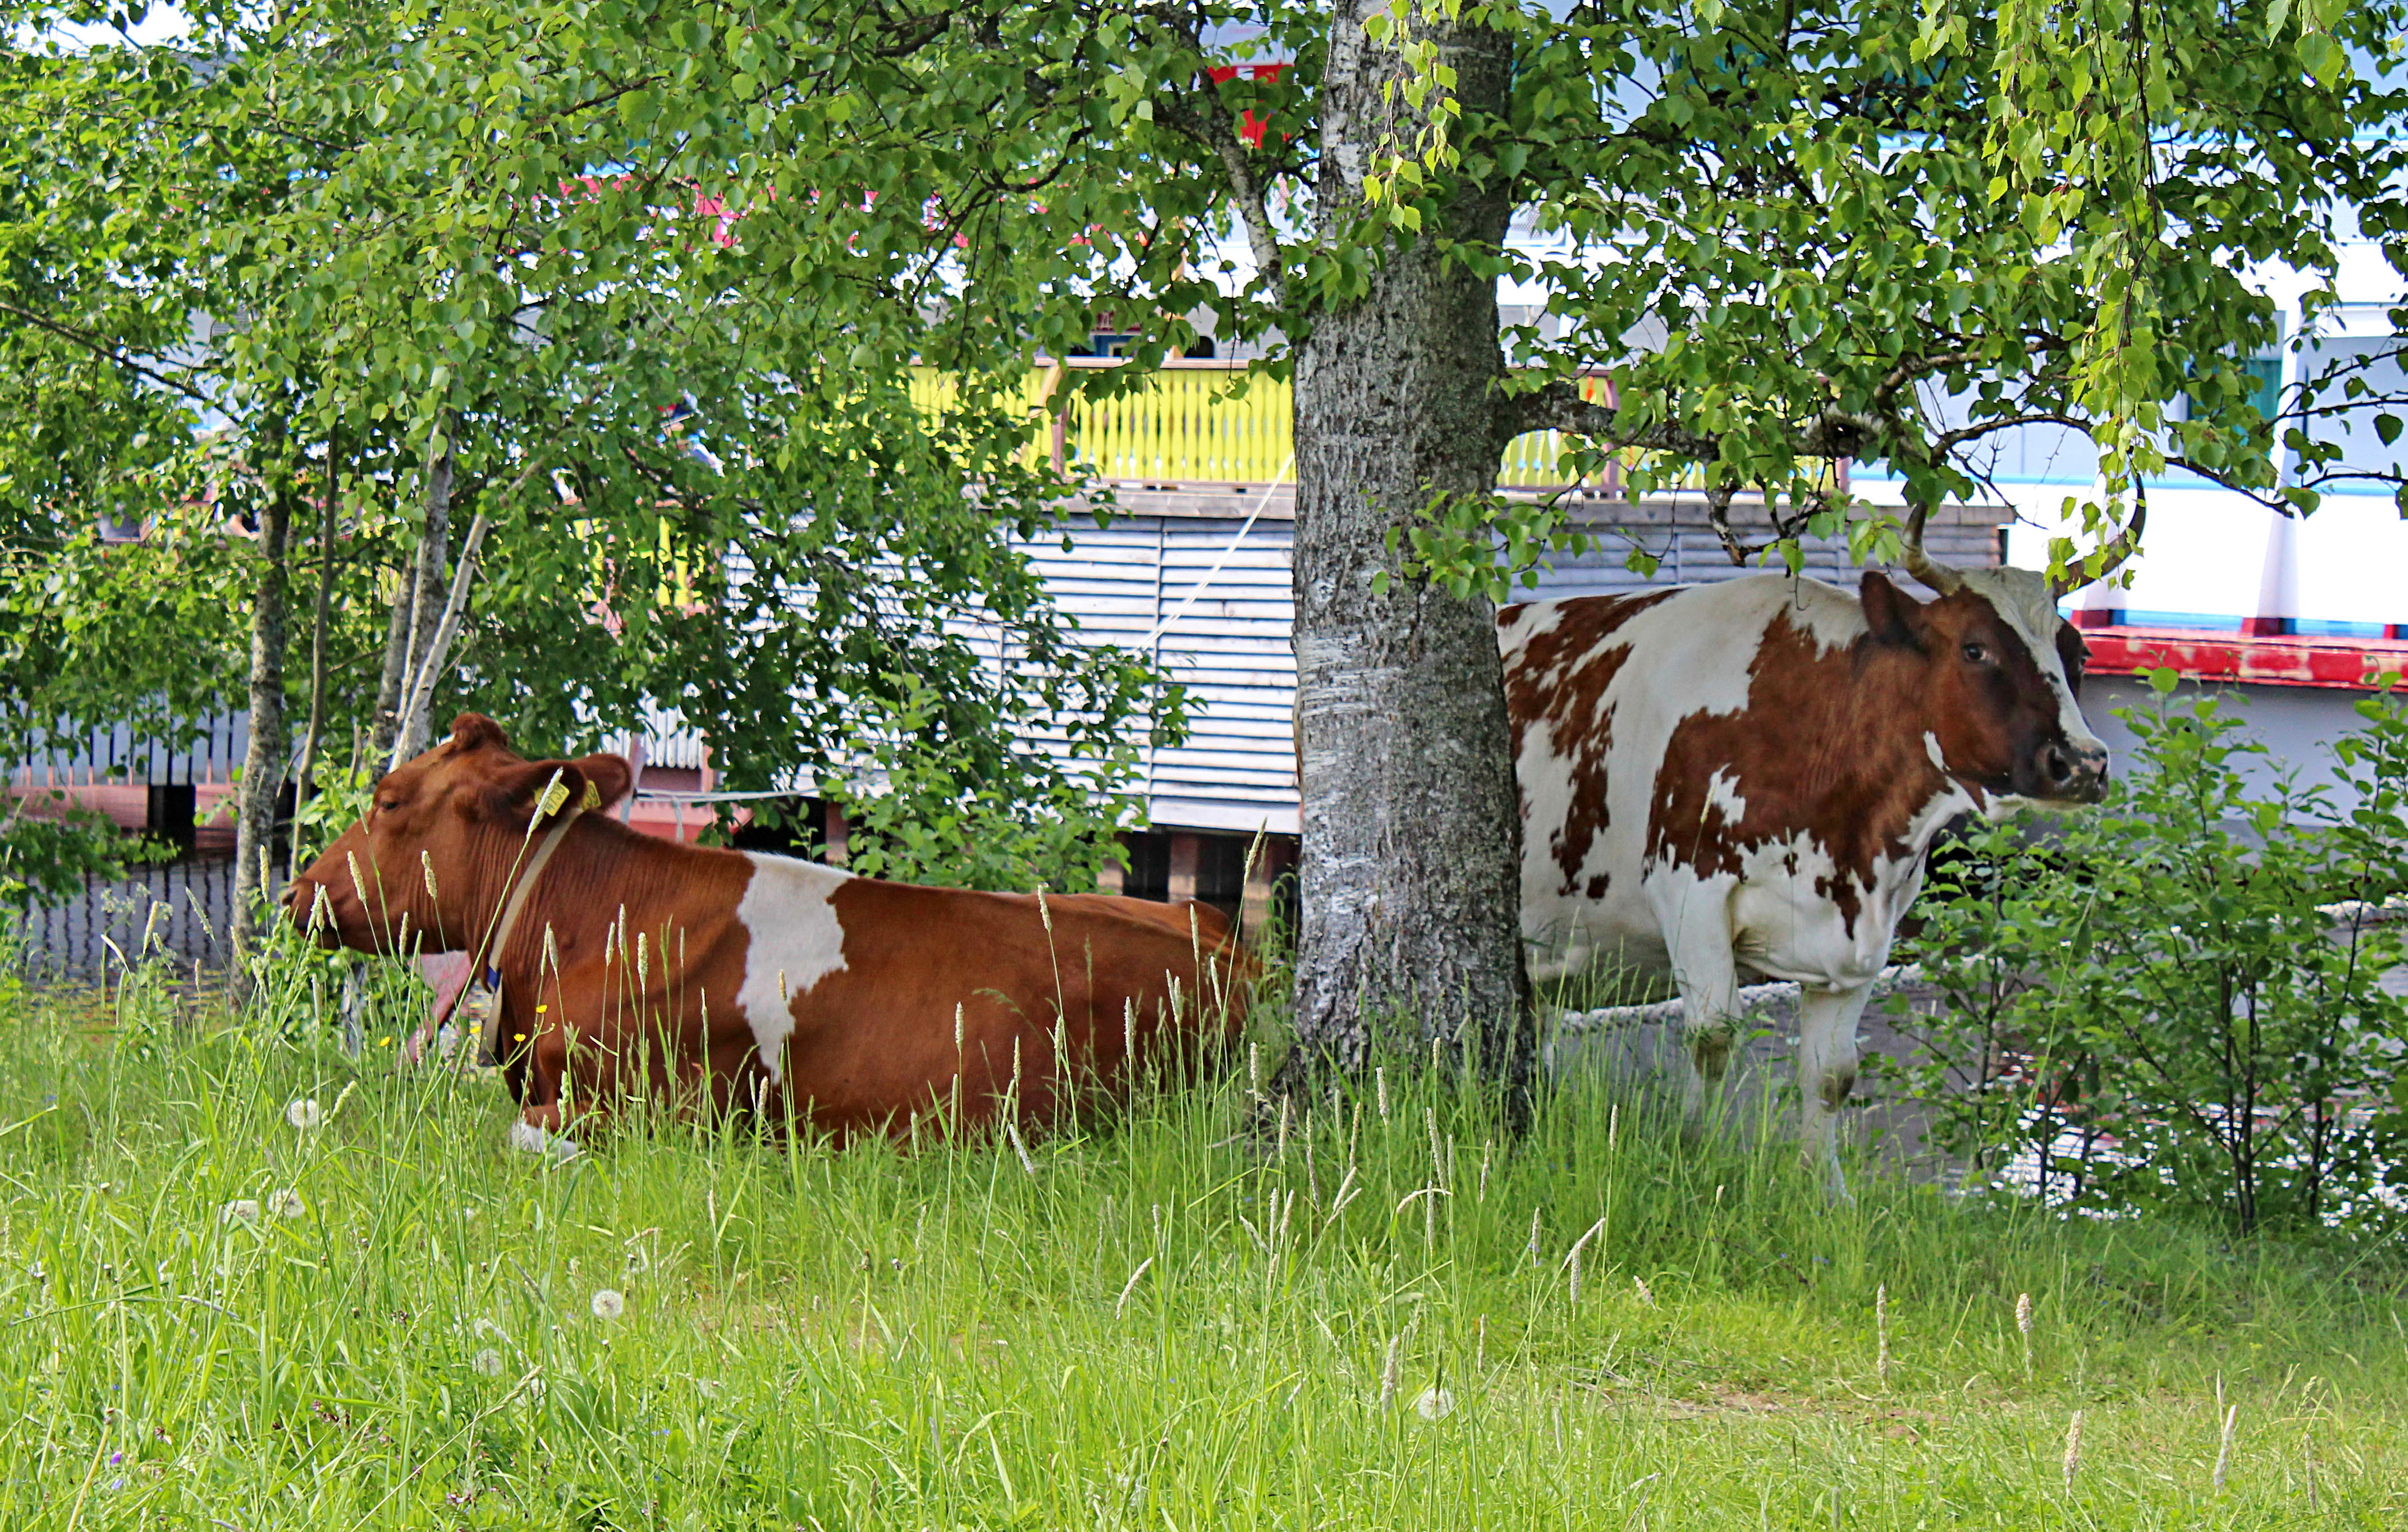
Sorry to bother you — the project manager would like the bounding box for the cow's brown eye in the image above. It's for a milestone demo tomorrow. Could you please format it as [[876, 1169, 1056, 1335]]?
[[1961, 642, 1989, 664]]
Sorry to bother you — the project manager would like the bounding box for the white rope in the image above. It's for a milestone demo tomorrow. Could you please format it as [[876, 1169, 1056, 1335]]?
[[1553, 964, 1928, 1038], [1552, 895, 2405, 1037], [1137, 455, 1294, 647]]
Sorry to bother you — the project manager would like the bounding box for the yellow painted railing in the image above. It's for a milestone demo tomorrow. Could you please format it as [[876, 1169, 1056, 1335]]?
[[906, 362, 1758, 491], [1065, 365, 1290, 485]]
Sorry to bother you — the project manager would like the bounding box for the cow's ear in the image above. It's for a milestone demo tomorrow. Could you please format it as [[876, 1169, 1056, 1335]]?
[[2055, 622, 2089, 696], [570, 752, 635, 812], [446, 713, 510, 755], [1858, 571, 1928, 647], [472, 757, 598, 829]]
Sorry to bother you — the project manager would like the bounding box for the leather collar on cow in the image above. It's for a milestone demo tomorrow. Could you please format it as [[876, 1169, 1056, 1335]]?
[[435, 770, 601, 1065]]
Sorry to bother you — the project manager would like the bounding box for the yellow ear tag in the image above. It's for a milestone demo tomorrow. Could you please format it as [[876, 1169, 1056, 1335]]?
[[537, 779, 571, 819], [579, 780, 603, 810]]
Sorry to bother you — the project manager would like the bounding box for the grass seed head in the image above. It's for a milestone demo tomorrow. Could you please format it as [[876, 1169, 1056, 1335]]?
[[1876, 1282, 1890, 1382]]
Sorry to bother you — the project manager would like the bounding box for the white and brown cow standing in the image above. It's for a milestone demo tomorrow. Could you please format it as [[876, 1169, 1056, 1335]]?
[[1499, 536, 2110, 1198]]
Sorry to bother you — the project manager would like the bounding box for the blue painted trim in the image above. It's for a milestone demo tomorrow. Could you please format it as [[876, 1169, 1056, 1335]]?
[[2292, 619, 2395, 637]]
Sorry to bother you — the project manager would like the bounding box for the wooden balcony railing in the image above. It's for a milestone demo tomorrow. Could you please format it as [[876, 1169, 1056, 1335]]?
[[906, 361, 1775, 493]]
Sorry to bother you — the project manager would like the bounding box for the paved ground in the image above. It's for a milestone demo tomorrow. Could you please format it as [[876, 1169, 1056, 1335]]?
[[1542, 981, 1958, 1176]]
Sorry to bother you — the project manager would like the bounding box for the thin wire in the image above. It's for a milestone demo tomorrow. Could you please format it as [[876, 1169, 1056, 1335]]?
[[1137, 454, 1294, 647]]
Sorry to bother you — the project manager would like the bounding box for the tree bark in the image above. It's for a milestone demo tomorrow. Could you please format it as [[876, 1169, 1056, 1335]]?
[[289, 421, 342, 881], [1276, 5, 1533, 1101], [230, 431, 298, 999], [369, 420, 455, 767]]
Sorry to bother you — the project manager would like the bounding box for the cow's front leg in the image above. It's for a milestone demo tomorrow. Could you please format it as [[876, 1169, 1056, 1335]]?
[[1660, 893, 1743, 1139], [1795, 982, 1876, 1203]]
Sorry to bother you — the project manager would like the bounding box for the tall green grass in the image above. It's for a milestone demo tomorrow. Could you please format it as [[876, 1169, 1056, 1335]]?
[[4, 953, 2405, 1529]]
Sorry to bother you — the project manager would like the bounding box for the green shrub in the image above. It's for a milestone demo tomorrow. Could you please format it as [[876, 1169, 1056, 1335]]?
[[1896, 670, 2408, 1233], [0, 794, 171, 909]]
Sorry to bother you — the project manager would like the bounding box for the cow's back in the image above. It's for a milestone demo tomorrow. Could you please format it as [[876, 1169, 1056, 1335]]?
[[1498, 576, 1873, 982]]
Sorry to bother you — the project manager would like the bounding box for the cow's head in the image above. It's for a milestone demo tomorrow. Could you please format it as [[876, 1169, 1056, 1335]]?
[[1859, 562, 2109, 804], [284, 714, 633, 954]]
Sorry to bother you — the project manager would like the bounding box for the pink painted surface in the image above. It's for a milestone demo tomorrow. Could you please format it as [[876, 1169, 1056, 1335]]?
[[2083, 626, 2408, 692]]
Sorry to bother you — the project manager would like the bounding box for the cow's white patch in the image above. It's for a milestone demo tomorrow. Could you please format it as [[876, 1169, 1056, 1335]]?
[[1956, 565, 2105, 754], [1704, 768, 1747, 821], [1923, 730, 1948, 772], [733, 853, 853, 1081], [507, 1122, 579, 1162]]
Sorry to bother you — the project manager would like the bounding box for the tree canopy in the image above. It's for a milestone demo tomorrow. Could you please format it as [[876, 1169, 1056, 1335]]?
[[3, 0, 2401, 1068]]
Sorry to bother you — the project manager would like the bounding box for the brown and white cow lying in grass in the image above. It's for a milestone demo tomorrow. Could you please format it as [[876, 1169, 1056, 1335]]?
[[286, 714, 1249, 1150]]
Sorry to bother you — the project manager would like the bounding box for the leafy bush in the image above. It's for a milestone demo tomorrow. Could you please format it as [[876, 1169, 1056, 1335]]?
[[0, 793, 172, 909], [823, 669, 1167, 893], [1895, 672, 2408, 1233]]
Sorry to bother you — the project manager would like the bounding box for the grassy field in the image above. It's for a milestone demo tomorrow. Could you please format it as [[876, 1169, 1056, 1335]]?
[[5, 955, 2406, 1530]]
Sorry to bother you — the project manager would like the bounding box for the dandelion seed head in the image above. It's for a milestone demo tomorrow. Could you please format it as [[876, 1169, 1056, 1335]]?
[[285, 1098, 324, 1131], [266, 1189, 306, 1219], [1414, 1387, 1455, 1422], [220, 1199, 261, 1226], [472, 1348, 504, 1376], [590, 1288, 626, 1321]]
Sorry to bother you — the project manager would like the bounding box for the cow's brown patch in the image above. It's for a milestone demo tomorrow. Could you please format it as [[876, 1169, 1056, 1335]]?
[[1502, 590, 1681, 896], [1641, 578, 2082, 935]]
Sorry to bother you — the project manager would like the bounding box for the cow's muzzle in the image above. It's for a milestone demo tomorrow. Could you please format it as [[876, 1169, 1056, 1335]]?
[[2038, 740, 2110, 804]]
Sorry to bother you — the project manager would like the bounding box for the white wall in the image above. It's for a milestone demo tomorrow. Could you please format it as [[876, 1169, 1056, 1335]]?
[[2081, 674, 2387, 814]]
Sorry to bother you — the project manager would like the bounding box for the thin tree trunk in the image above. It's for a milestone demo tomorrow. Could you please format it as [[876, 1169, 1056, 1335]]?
[[370, 418, 455, 766], [289, 420, 342, 881], [389, 453, 542, 753], [231, 428, 299, 1001], [1274, 5, 1533, 1105], [391, 507, 492, 754]]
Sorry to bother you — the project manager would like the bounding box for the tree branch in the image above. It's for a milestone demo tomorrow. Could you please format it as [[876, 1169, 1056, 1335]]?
[[1500, 379, 1881, 463], [1160, 80, 1289, 309], [0, 298, 218, 408]]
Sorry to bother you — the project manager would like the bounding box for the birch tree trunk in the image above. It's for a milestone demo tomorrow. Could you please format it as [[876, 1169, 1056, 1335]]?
[[369, 424, 455, 766], [1277, 5, 1533, 1101], [230, 449, 297, 998]]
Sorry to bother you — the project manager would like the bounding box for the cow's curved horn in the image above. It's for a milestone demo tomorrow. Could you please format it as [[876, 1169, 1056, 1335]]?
[[1900, 501, 1964, 595], [2050, 487, 2148, 599]]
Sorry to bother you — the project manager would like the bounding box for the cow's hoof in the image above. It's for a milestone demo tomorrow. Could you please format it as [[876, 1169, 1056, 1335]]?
[[1814, 1161, 1854, 1207], [507, 1122, 581, 1162]]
